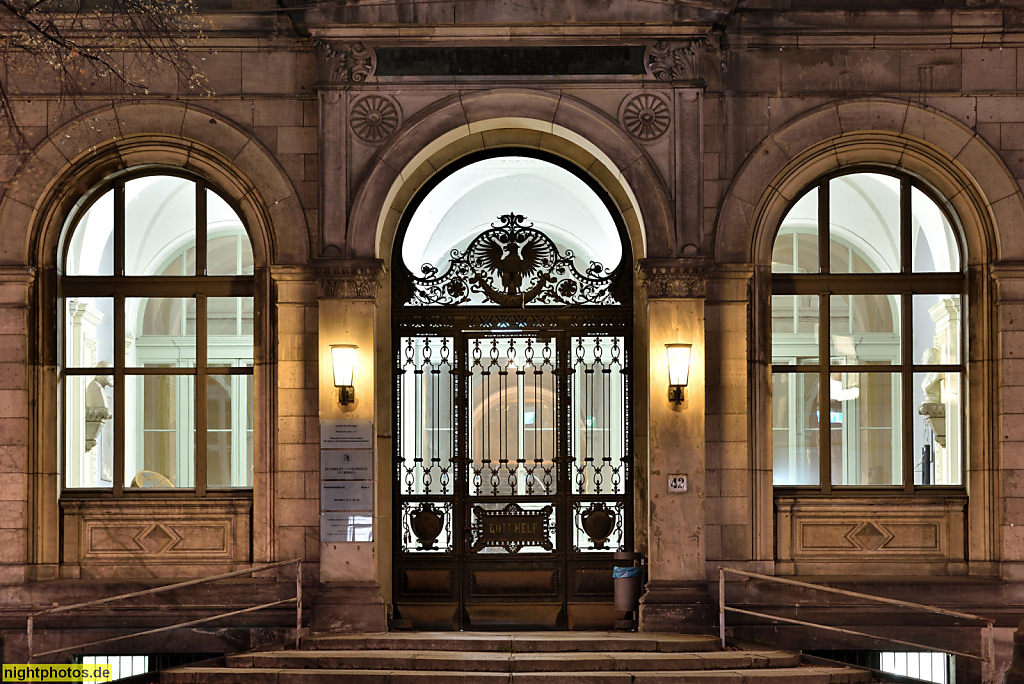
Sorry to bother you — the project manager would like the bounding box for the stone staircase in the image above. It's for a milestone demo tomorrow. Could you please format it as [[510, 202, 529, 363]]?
[[159, 632, 875, 682]]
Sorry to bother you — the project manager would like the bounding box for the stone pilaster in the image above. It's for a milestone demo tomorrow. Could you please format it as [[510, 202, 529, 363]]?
[[636, 259, 713, 632], [313, 259, 387, 631]]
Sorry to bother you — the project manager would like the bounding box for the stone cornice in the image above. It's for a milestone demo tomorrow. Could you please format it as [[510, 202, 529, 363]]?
[[307, 26, 710, 43], [316, 260, 386, 300], [637, 258, 709, 299]]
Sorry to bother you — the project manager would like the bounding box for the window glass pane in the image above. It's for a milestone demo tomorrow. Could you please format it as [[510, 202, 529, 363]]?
[[66, 189, 114, 276], [403, 156, 621, 276], [830, 294, 901, 365], [127, 297, 196, 367], [125, 176, 196, 276], [208, 190, 253, 276], [772, 294, 819, 365], [126, 374, 194, 488], [915, 371, 962, 485], [912, 187, 960, 273], [207, 375, 253, 487], [772, 189, 818, 274], [65, 297, 114, 369], [829, 173, 901, 274], [913, 294, 961, 366], [831, 372, 901, 486], [772, 371, 820, 485], [64, 374, 114, 488], [208, 297, 255, 371]]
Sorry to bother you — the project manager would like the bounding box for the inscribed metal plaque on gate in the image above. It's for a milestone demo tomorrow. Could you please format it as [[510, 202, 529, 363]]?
[[320, 419, 373, 449], [471, 503, 553, 553], [321, 449, 373, 479], [321, 481, 373, 511]]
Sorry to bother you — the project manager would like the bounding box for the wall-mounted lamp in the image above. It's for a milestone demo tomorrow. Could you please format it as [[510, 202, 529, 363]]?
[[331, 344, 358, 405], [666, 343, 692, 405]]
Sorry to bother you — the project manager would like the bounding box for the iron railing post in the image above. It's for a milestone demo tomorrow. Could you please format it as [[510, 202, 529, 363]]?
[[295, 560, 302, 649], [27, 615, 33, 663], [984, 622, 995, 684], [719, 568, 726, 649]]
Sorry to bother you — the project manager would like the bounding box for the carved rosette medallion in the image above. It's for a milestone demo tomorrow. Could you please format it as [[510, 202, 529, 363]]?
[[316, 41, 376, 85], [644, 39, 707, 83], [637, 259, 708, 298], [350, 94, 401, 143], [317, 261, 386, 300], [620, 92, 671, 142]]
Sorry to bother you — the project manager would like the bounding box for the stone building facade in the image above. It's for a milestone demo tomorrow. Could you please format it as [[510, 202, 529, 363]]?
[[1, 0, 1023, 680]]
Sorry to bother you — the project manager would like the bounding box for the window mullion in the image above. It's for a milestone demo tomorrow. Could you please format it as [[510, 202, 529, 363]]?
[[902, 304, 915, 494], [197, 181, 207, 276], [820, 291, 831, 494], [114, 181, 125, 276], [196, 295, 207, 497], [819, 182, 830, 274], [900, 181, 914, 491], [113, 294, 125, 497]]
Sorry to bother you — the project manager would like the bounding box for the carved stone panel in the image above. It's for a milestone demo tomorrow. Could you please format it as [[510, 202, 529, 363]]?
[[317, 260, 386, 300], [637, 259, 709, 299], [61, 499, 252, 579], [775, 496, 967, 576], [316, 41, 376, 85], [644, 39, 707, 83]]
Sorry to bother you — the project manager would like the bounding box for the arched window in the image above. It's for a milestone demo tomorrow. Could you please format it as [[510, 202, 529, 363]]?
[[771, 170, 964, 491], [61, 173, 255, 494]]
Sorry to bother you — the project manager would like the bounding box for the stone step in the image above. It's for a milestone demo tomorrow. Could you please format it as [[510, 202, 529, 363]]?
[[301, 631, 723, 653], [227, 648, 802, 672], [162, 665, 873, 683]]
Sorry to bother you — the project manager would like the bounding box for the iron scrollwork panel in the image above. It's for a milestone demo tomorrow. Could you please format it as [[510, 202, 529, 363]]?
[[402, 501, 454, 553], [397, 335, 457, 553], [467, 335, 558, 498], [470, 502, 556, 554], [400, 213, 628, 307], [571, 335, 630, 553]]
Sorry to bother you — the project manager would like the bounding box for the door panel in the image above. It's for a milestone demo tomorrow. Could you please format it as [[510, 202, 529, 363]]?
[[394, 325, 630, 630]]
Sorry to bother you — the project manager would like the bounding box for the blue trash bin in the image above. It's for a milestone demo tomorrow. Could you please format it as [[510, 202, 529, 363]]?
[[612, 565, 644, 612]]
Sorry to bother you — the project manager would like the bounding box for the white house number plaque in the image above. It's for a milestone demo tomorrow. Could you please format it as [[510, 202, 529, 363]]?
[[668, 474, 688, 493]]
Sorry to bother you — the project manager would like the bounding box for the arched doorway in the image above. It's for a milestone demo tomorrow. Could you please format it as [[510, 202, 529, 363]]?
[[391, 151, 634, 630]]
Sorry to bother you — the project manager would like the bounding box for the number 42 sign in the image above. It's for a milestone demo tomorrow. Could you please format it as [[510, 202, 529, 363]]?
[[668, 474, 688, 493]]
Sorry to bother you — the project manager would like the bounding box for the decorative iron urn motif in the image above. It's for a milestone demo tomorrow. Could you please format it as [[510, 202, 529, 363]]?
[[409, 503, 445, 550], [580, 502, 617, 550], [400, 213, 626, 307]]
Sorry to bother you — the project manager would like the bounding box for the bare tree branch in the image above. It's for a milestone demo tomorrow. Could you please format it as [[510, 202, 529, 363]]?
[[0, 0, 208, 150]]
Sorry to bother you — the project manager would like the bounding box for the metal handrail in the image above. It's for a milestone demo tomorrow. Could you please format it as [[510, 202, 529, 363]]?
[[719, 568, 996, 682], [28, 559, 302, 662]]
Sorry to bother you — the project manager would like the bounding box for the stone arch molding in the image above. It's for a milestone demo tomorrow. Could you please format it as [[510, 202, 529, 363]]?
[[2, 100, 309, 269], [716, 98, 1020, 266], [347, 88, 673, 263]]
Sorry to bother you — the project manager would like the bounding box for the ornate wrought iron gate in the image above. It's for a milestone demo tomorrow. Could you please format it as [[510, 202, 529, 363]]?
[[392, 214, 632, 630]]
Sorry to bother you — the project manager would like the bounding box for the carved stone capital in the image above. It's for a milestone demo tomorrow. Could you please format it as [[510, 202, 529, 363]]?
[[316, 41, 376, 85], [637, 259, 709, 299], [317, 260, 386, 300], [644, 39, 707, 83]]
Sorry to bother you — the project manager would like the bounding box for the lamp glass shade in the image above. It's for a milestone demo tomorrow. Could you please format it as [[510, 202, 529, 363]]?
[[666, 344, 692, 387], [331, 344, 358, 387]]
